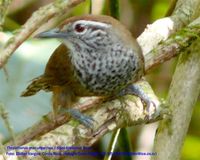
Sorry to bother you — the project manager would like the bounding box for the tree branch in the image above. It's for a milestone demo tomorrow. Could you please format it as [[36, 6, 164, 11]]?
[[145, 20, 200, 71], [137, 0, 200, 55], [3, 81, 164, 160], [152, 20, 200, 160], [0, 0, 85, 69]]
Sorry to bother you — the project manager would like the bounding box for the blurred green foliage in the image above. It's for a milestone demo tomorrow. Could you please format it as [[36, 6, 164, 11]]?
[[151, 0, 169, 21], [182, 135, 200, 160]]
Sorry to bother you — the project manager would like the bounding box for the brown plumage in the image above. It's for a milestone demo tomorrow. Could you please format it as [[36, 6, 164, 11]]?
[[21, 44, 86, 116], [21, 15, 144, 121]]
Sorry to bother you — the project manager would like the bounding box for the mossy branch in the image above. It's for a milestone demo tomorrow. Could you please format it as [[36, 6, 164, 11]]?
[[152, 19, 200, 160]]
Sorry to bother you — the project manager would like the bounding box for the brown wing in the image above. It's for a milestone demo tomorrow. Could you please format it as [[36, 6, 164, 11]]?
[[44, 44, 93, 97], [21, 44, 92, 97], [44, 44, 75, 86], [21, 44, 75, 97]]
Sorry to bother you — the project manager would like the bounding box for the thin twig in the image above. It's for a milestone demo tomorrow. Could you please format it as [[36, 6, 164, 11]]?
[[0, 0, 13, 30], [0, 0, 85, 69], [0, 140, 6, 160], [104, 129, 121, 160], [0, 102, 16, 145]]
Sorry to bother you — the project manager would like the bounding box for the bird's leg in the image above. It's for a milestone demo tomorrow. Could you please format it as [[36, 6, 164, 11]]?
[[53, 100, 95, 128], [52, 86, 63, 122], [53, 104, 95, 128], [61, 108, 95, 128], [119, 80, 159, 119], [52, 86, 95, 127]]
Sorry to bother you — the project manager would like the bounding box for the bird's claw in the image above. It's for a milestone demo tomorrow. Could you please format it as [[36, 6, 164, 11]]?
[[119, 84, 159, 120], [142, 98, 157, 120]]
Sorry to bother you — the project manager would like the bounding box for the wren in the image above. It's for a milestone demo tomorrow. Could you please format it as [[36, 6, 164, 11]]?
[[21, 15, 146, 126]]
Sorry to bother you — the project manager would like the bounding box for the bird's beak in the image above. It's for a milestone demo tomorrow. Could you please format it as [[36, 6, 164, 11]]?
[[35, 28, 67, 39]]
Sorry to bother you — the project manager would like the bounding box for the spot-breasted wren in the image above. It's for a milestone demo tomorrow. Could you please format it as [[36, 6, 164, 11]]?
[[21, 15, 145, 126]]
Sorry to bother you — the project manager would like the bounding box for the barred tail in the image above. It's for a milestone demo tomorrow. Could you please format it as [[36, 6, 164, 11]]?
[[21, 75, 51, 97]]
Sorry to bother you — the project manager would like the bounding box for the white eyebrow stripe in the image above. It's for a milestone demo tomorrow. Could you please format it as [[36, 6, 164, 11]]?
[[90, 29, 106, 37], [74, 20, 111, 28]]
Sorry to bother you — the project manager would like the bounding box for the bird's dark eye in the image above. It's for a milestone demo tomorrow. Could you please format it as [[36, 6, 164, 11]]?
[[74, 24, 85, 33]]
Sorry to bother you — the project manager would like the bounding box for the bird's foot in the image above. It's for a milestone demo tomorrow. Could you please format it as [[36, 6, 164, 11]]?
[[61, 108, 95, 128], [119, 83, 159, 120]]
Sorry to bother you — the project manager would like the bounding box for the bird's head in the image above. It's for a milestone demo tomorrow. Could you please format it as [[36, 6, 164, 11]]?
[[36, 15, 138, 51]]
